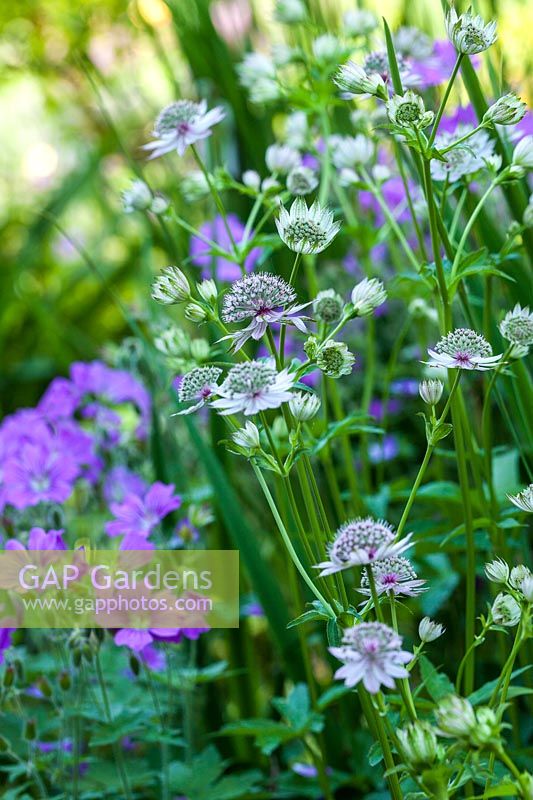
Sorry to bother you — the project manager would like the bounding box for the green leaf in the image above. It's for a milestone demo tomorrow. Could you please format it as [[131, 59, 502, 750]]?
[[383, 17, 403, 94], [317, 683, 352, 711], [468, 666, 533, 705], [326, 617, 342, 647], [419, 656, 454, 702], [368, 741, 384, 766]]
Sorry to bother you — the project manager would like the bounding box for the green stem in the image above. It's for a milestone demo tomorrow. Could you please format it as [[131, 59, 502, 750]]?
[[450, 176, 501, 281], [95, 652, 133, 800], [428, 53, 464, 148]]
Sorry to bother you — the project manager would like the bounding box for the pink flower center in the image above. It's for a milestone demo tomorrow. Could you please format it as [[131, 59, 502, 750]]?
[[382, 573, 398, 586], [454, 352, 471, 365]]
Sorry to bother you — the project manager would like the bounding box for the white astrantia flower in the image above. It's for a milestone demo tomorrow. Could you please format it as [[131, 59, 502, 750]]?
[[333, 61, 387, 99], [312, 34, 346, 64], [211, 359, 296, 416], [143, 100, 225, 159], [181, 170, 210, 201], [289, 391, 321, 421], [242, 170, 261, 191], [445, 6, 497, 55], [394, 26, 433, 60], [343, 9, 377, 37], [386, 91, 434, 130], [232, 421, 261, 449], [483, 93, 526, 126], [274, 0, 306, 24], [122, 179, 153, 213], [313, 289, 344, 323], [316, 341, 355, 378], [276, 198, 341, 255], [286, 166, 319, 196], [151, 266, 191, 304], [174, 367, 222, 415], [491, 593, 521, 627], [330, 135, 374, 169], [314, 517, 413, 576], [512, 136, 533, 171], [250, 78, 280, 104], [432, 126, 496, 182], [418, 617, 445, 643], [499, 304, 533, 347], [221, 273, 310, 351], [329, 622, 412, 694], [426, 329, 502, 371], [435, 695, 476, 738], [265, 144, 301, 174], [509, 565, 531, 590], [351, 278, 387, 316], [363, 50, 420, 89], [237, 52, 276, 88], [508, 484, 533, 512], [285, 111, 308, 149], [484, 558, 510, 584], [419, 379, 444, 406], [359, 556, 427, 597]]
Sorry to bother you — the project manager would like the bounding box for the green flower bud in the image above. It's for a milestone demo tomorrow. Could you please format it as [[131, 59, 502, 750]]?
[[313, 289, 344, 323], [58, 671, 71, 692], [397, 721, 438, 768], [24, 719, 37, 742], [316, 340, 355, 377]]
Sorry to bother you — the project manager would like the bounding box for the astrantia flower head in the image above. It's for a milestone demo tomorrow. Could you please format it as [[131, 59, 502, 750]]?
[[491, 592, 521, 627], [418, 617, 445, 643], [419, 379, 444, 406], [232, 421, 261, 450], [512, 136, 533, 171], [144, 100, 225, 159], [432, 126, 496, 182], [343, 9, 377, 37], [313, 289, 344, 323], [521, 575, 533, 603], [315, 517, 412, 576], [508, 484, 533, 512], [174, 367, 222, 415], [211, 359, 295, 416], [364, 50, 418, 88], [221, 272, 309, 351], [397, 721, 438, 768], [151, 266, 191, 305], [289, 392, 321, 421], [276, 198, 340, 255], [426, 328, 502, 371], [333, 61, 387, 100], [274, 0, 306, 24], [360, 556, 426, 597], [237, 53, 276, 88], [499, 304, 533, 347], [386, 91, 434, 129], [484, 558, 510, 584], [286, 166, 319, 196], [435, 695, 476, 738], [316, 341, 355, 378], [509, 565, 531, 590], [330, 135, 373, 169], [329, 622, 412, 694], [445, 6, 497, 54], [312, 34, 346, 65], [122, 179, 152, 213], [483, 93, 526, 126], [350, 278, 387, 316], [265, 143, 301, 174]]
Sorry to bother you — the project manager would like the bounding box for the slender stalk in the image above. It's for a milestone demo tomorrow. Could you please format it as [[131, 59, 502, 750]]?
[[94, 652, 133, 800], [450, 176, 501, 281], [428, 53, 464, 147]]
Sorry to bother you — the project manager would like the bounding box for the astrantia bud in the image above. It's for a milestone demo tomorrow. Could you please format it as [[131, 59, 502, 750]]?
[[520, 574, 533, 603], [434, 695, 476, 738], [184, 302, 208, 322], [151, 266, 191, 305], [350, 278, 387, 316], [508, 484, 533, 512], [469, 706, 501, 748], [289, 391, 321, 421], [483, 93, 526, 126], [316, 341, 355, 378], [386, 91, 434, 130], [287, 166, 319, 196], [418, 617, 445, 643], [509, 565, 531, 590], [313, 289, 344, 323], [484, 558, 509, 584], [304, 336, 319, 360], [197, 279, 218, 304], [334, 61, 387, 99], [232, 421, 261, 449], [242, 170, 261, 191], [266, 144, 301, 175], [499, 304, 533, 348], [150, 195, 169, 215], [122, 179, 152, 213], [181, 170, 210, 202], [513, 136, 533, 171], [419, 379, 444, 406], [397, 721, 438, 768], [491, 592, 521, 626]]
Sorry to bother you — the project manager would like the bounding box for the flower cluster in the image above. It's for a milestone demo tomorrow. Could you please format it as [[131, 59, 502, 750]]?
[[315, 517, 412, 576], [329, 622, 412, 693], [426, 329, 502, 371]]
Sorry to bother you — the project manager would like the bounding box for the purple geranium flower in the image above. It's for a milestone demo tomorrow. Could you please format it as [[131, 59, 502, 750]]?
[[105, 482, 181, 538], [0, 628, 14, 664], [103, 466, 147, 505], [38, 378, 81, 421], [3, 439, 79, 510], [115, 625, 206, 653], [190, 213, 263, 282], [6, 528, 66, 551]]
